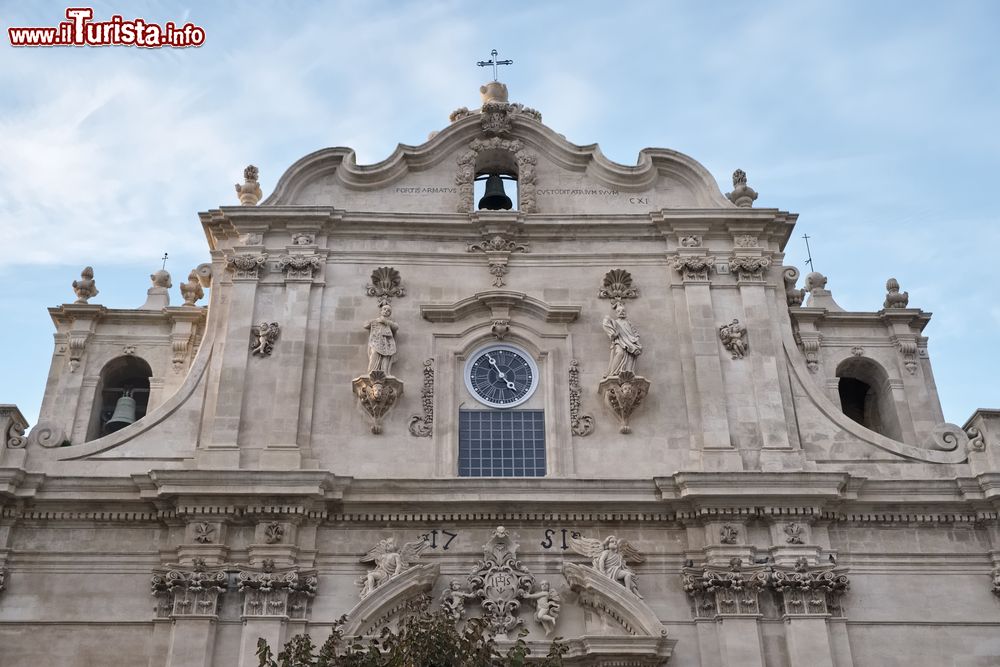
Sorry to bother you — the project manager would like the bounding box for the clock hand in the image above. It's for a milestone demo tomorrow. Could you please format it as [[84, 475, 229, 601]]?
[[487, 354, 509, 380], [505, 380, 516, 390]]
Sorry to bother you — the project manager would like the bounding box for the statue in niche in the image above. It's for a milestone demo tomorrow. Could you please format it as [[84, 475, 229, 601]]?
[[569, 534, 645, 598], [602, 301, 642, 377], [524, 580, 561, 636], [72, 266, 99, 303], [440, 579, 477, 622], [358, 537, 429, 599], [364, 303, 399, 375]]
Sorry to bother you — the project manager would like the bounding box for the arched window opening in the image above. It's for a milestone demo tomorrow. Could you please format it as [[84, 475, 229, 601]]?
[[87, 356, 153, 441], [835, 357, 902, 440]]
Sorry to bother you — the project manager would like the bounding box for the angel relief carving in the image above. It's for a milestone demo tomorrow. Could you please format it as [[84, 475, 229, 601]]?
[[250, 322, 280, 356], [569, 534, 645, 598], [358, 537, 429, 599]]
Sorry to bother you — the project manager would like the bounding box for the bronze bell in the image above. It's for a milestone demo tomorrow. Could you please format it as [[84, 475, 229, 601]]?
[[478, 174, 513, 210], [105, 390, 137, 432]]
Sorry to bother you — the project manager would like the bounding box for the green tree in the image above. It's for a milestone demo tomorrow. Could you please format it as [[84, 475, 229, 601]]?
[[257, 607, 566, 667]]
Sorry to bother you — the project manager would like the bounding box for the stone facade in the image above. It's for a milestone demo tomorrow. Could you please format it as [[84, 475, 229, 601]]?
[[2, 84, 1000, 666]]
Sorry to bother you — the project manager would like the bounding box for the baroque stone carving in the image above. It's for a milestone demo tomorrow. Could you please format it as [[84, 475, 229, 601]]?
[[292, 232, 314, 245], [992, 566, 1000, 596], [784, 267, 805, 306], [728, 255, 771, 282], [967, 426, 986, 452], [598, 268, 639, 302], [365, 266, 406, 304], [193, 522, 214, 544], [766, 557, 850, 616], [897, 338, 918, 375], [263, 522, 284, 544], [365, 303, 398, 375], [466, 234, 529, 287], [784, 522, 805, 544], [72, 266, 99, 304], [26, 421, 67, 448], [238, 560, 318, 619], [358, 537, 430, 599], [524, 580, 561, 636], [1, 405, 28, 449], [569, 534, 645, 598], [353, 371, 404, 435], [122, 344, 136, 355], [602, 301, 642, 377], [408, 359, 434, 438], [235, 164, 262, 205], [440, 579, 477, 622], [455, 138, 538, 213], [179, 270, 205, 307], [718, 319, 748, 360], [884, 277, 909, 309], [671, 255, 714, 281], [682, 558, 764, 618], [67, 331, 90, 372], [599, 372, 650, 435], [250, 322, 280, 356], [734, 234, 759, 248], [226, 252, 268, 280], [0, 568, 6, 595], [467, 526, 537, 635], [719, 524, 738, 544], [725, 169, 758, 207], [151, 558, 228, 618], [277, 254, 322, 280], [569, 360, 595, 437], [679, 235, 702, 248], [491, 319, 510, 339]]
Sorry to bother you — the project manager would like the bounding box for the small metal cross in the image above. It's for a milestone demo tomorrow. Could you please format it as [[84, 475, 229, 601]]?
[[802, 234, 814, 271], [161, 252, 169, 270], [477, 49, 513, 81]]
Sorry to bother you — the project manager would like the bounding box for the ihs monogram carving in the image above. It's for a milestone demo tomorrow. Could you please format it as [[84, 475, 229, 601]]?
[[718, 319, 748, 360], [235, 164, 262, 206], [263, 522, 284, 544], [238, 561, 318, 620], [226, 252, 268, 280], [728, 255, 771, 282], [467, 234, 529, 287], [569, 360, 595, 437], [408, 359, 434, 438], [719, 524, 739, 544], [784, 522, 805, 544], [365, 266, 405, 304], [353, 371, 403, 435], [358, 537, 429, 599], [193, 522, 214, 544], [466, 526, 539, 635], [598, 268, 639, 302], [671, 255, 714, 282], [277, 254, 322, 280], [250, 322, 280, 356]]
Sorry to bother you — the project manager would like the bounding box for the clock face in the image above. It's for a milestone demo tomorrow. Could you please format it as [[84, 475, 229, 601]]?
[[464, 344, 539, 408]]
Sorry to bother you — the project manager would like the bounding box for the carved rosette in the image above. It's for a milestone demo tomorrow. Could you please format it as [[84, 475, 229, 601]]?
[[598, 371, 650, 434], [598, 269, 639, 302], [151, 559, 228, 619], [455, 138, 538, 213], [467, 234, 529, 287], [353, 371, 403, 434], [277, 254, 322, 281], [569, 360, 595, 436], [728, 255, 771, 282], [237, 562, 318, 620], [365, 267, 406, 304], [467, 527, 536, 635], [408, 359, 434, 437], [226, 253, 268, 281], [671, 255, 714, 282]]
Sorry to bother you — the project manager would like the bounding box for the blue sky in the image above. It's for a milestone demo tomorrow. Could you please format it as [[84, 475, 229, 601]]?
[[1, 1, 998, 425]]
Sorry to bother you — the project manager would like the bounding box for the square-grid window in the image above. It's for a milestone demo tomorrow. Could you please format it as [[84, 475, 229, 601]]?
[[458, 410, 545, 477]]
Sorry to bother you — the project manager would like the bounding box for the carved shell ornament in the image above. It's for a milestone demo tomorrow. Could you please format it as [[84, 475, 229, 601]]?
[[365, 266, 405, 304], [598, 269, 639, 302]]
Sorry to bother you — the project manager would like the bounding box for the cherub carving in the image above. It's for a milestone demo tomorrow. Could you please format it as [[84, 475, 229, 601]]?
[[718, 319, 748, 359], [569, 534, 645, 598], [72, 266, 99, 303], [440, 579, 477, 622], [524, 580, 561, 635], [250, 322, 280, 356], [358, 537, 429, 599]]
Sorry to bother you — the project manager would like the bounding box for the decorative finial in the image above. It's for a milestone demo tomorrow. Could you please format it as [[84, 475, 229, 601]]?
[[72, 266, 99, 304], [180, 269, 205, 307], [141, 268, 172, 310], [235, 164, 262, 206], [476, 48, 513, 82], [726, 168, 758, 207], [161, 252, 169, 270], [884, 278, 909, 309]]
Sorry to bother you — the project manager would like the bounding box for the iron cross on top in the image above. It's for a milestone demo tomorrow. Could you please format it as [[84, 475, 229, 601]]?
[[477, 49, 513, 81]]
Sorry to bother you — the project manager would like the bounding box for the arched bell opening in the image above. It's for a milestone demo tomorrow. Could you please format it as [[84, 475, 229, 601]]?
[[86, 355, 153, 441], [835, 356, 902, 441], [473, 148, 519, 211]]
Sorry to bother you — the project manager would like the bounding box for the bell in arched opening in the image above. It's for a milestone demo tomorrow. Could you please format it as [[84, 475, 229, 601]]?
[[477, 173, 513, 210], [105, 389, 137, 432]]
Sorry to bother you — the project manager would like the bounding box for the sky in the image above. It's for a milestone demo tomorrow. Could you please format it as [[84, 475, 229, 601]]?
[[1, 1, 998, 426]]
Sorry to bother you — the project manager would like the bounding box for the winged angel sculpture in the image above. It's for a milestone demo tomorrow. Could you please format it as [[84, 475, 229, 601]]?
[[250, 321, 280, 356], [569, 534, 646, 598], [358, 537, 429, 599]]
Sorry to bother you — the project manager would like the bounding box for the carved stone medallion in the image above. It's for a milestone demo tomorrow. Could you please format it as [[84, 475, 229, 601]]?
[[467, 526, 535, 635]]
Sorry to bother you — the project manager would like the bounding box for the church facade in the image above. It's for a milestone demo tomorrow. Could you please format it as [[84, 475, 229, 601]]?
[[2, 81, 999, 666]]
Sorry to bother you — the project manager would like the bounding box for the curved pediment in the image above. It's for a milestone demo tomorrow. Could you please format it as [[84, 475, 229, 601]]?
[[562, 563, 669, 640], [341, 563, 440, 637], [262, 105, 733, 213], [420, 290, 580, 325]]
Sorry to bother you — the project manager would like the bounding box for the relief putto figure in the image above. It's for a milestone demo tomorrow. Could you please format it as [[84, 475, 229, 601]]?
[[718, 319, 748, 359], [569, 534, 645, 598], [358, 537, 429, 599], [440, 579, 477, 622], [602, 302, 642, 378], [250, 322, 280, 356], [364, 303, 399, 375], [524, 580, 561, 636]]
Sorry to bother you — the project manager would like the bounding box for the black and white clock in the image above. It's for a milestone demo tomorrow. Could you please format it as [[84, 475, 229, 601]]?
[[464, 344, 539, 408]]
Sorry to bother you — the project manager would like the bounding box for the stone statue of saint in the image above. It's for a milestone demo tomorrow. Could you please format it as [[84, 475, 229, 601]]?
[[364, 304, 399, 376], [602, 302, 642, 377]]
